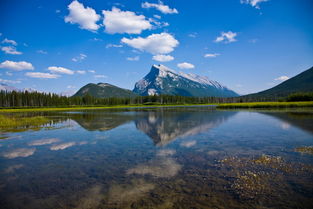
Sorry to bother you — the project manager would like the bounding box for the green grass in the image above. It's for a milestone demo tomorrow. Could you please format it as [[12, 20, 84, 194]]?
[[216, 101, 313, 109], [0, 101, 313, 112], [0, 104, 216, 112], [0, 115, 50, 132]]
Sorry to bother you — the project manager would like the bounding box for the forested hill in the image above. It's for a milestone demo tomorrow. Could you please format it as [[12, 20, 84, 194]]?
[[74, 83, 138, 98], [244, 66, 313, 98]]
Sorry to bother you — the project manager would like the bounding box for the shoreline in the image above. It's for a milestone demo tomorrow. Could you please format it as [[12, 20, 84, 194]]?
[[0, 101, 313, 112]]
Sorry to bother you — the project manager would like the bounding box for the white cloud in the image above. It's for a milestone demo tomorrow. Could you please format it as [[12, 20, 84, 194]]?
[[214, 31, 237, 43], [177, 62, 195, 69], [94, 74, 107, 79], [274, 75, 289, 81], [106, 43, 123, 48], [188, 32, 197, 38], [0, 60, 34, 71], [1, 46, 22, 55], [102, 7, 152, 34], [25, 72, 60, 79], [0, 78, 21, 84], [148, 18, 169, 29], [121, 32, 179, 55], [76, 70, 86, 74], [240, 0, 268, 9], [152, 54, 174, 62], [65, 0, 100, 31], [142, 1, 178, 14], [88, 70, 96, 73], [67, 85, 76, 89], [72, 53, 87, 62], [37, 50, 48, 54], [126, 56, 140, 61], [204, 53, 220, 58], [56, 9, 61, 13], [154, 15, 161, 19], [2, 38, 17, 46], [92, 38, 102, 41], [48, 66, 74, 75]]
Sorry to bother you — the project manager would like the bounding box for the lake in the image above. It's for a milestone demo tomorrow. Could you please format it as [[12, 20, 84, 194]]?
[[0, 107, 313, 209]]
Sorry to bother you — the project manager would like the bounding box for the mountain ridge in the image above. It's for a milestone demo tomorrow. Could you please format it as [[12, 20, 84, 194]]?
[[133, 64, 239, 97], [73, 82, 138, 98], [245, 66, 313, 98]]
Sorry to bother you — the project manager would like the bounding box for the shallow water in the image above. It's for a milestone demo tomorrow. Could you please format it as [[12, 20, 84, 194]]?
[[0, 107, 313, 209]]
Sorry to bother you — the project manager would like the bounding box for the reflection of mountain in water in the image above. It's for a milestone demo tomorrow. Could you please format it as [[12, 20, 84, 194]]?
[[68, 112, 135, 131], [261, 111, 313, 134], [135, 109, 236, 146], [44, 108, 236, 145]]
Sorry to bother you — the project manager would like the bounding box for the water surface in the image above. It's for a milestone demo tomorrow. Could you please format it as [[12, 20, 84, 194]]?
[[0, 107, 313, 209]]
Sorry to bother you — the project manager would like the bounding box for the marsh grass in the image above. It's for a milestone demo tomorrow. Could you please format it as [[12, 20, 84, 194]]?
[[217, 101, 313, 109], [0, 101, 312, 113], [0, 115, 50, 132]]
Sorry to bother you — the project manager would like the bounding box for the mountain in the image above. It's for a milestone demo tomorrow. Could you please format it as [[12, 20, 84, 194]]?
[[245, 66, 313, 98], [0, 83, 18, 92], [133, 64, 239, 97], [0, 84, 39, 93], [73, 82, 138, 98]]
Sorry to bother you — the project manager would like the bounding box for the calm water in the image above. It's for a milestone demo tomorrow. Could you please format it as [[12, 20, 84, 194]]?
[[0, 107, 313, 209]]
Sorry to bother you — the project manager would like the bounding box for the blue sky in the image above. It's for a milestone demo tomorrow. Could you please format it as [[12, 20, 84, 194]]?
[[0, 0, 312, 95]]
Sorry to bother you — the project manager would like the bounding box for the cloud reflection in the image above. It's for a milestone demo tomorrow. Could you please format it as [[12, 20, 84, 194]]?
[[156, 149, 176, 156], [28, 138, 60, 146], [4, 164, 24, 173], [127, 157, 181, 178], [107, 179, 155, 206], [50, 142, 76, 150], [180, 140, 196, 148], [3, 148, 36, 159]]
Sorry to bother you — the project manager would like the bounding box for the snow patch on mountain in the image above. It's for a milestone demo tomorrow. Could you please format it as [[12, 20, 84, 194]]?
[[133, 64, 239, 97]]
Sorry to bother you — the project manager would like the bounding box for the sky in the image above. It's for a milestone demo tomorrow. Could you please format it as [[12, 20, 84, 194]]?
[[0, 0, 312, 95]]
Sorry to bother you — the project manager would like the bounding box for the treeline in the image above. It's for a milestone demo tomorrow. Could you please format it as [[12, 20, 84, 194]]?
[[0, 90, 312, 108], [285, 92, 313, 102]]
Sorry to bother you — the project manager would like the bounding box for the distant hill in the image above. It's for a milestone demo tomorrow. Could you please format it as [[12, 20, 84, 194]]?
[[245, 66, 313, 98], [73, 83, 138, 98], [133, 64, 239, 97]]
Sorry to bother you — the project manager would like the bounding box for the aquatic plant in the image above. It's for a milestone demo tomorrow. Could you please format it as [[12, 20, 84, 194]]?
[[295, 146, 313, 155]]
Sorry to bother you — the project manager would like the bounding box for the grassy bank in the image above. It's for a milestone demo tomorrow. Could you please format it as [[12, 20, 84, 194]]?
[[0, 115, 50, 132], [216, 101, 313, 109], [0, 104, 216, 112], [0, 101, 312, 112]]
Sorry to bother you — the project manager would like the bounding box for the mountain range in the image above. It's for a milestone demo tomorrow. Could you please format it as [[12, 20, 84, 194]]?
[[0, 83, 38, 93], [74, 64, 239, 98], [2, 65, 313, 98]]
